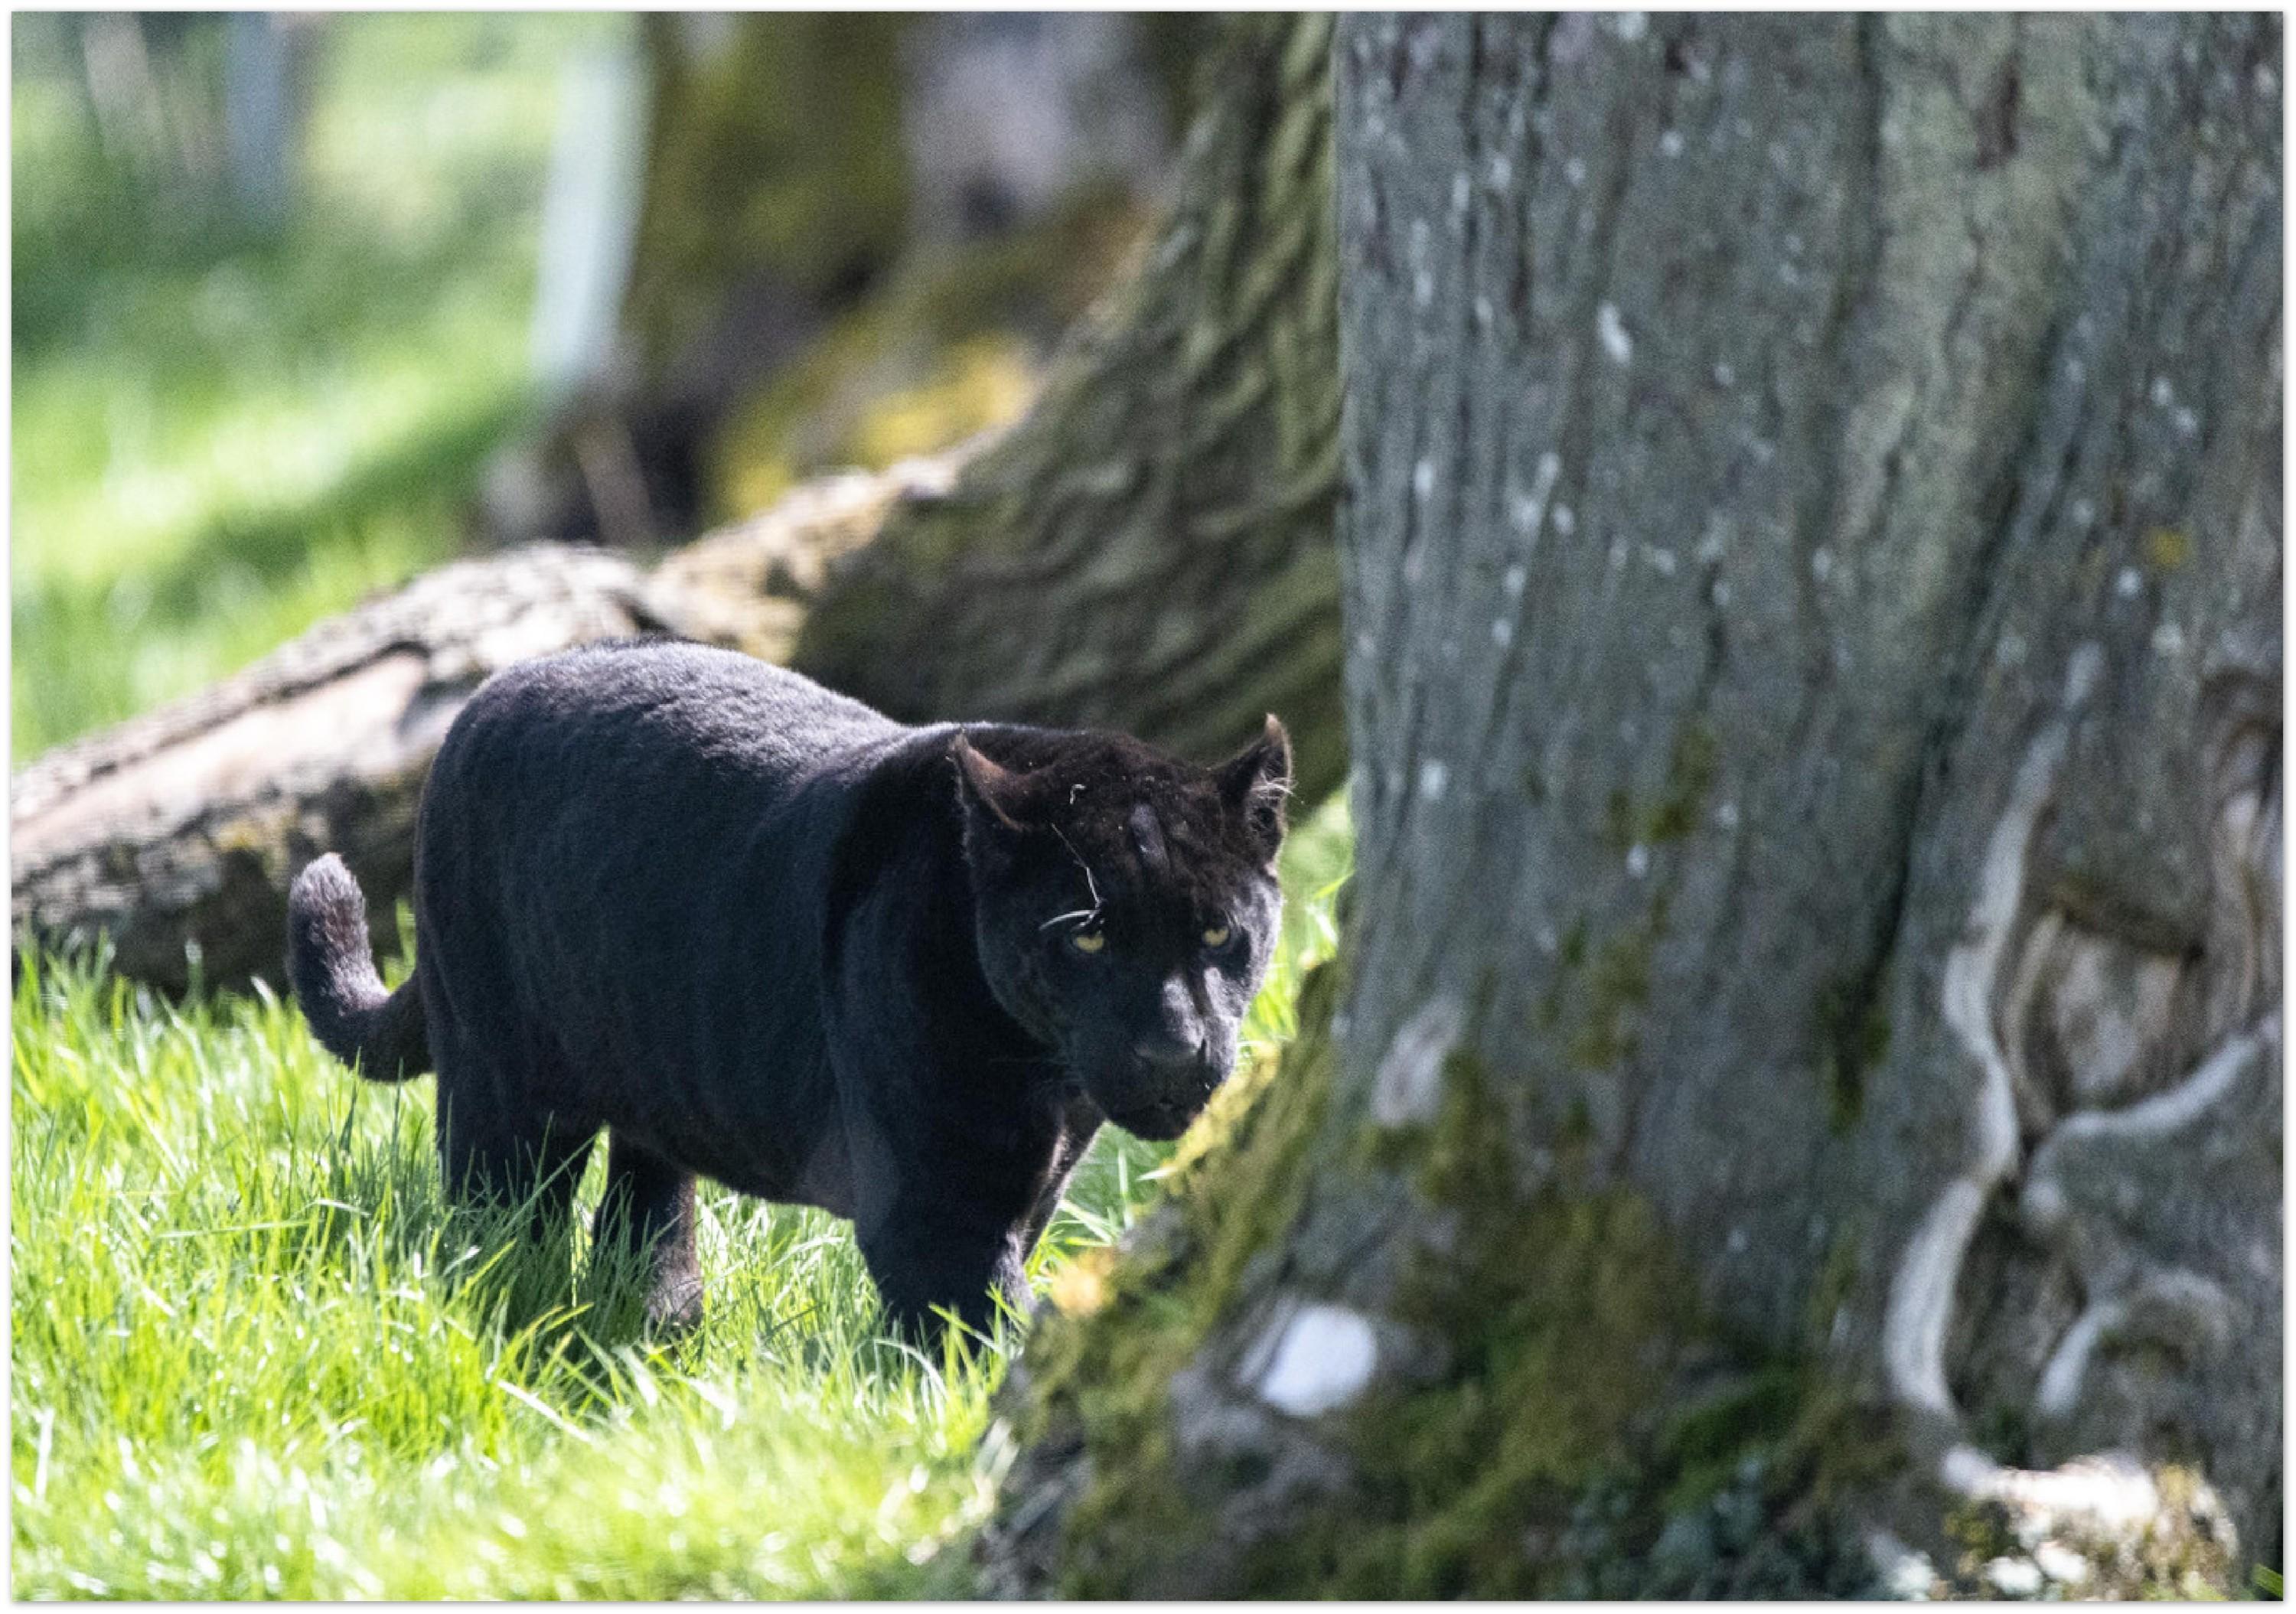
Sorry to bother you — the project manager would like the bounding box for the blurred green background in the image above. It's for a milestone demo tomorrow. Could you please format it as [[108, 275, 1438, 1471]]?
[[14, 14, 579, 756], [11, 11, 1201, 761]]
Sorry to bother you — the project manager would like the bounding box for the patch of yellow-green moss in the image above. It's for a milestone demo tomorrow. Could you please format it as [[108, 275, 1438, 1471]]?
[[1261, 1045, 1892, 1598], [1812, 972, 1891, 1131], [1570, 927, 1658, 1070], [705, 190, 1154, 521], [1225, 1048, 1695, 1595], [1555, 892, 1671, 1074], [1244, 1187, 1698, 1596], [712, 329, 1039, 517], [1603, 719, 1721, 853], [2144, 525, 2193, 570], [1543, 749, 1706, 1074]]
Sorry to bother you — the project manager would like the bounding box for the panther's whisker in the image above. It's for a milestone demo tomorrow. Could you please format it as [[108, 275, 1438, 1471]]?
[[1049, 827, 1104, 916]]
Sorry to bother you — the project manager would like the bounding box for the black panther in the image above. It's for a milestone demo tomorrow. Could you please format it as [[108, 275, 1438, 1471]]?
[[287, 639, 1290, 1334]]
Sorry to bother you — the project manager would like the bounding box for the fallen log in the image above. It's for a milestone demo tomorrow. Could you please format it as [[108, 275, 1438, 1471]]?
[[9, 456, 957, 993]]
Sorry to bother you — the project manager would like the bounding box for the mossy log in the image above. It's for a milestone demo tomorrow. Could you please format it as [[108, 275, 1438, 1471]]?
[[984, 15, 2279, 1596], [11, 19, 1349, 994]]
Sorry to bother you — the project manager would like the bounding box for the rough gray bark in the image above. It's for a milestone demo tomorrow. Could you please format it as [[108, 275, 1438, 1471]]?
[[1340, 5, 2280, 1579], [987, 14, 2278, 1596]]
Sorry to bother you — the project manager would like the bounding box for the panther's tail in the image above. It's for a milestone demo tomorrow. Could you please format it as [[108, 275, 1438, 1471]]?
[[286, 853, 430, 1081]]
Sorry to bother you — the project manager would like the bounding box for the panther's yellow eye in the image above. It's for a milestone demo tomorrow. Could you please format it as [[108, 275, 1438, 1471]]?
[[1071, 928, 1107, 954], [1202, 924, 1232, 949]]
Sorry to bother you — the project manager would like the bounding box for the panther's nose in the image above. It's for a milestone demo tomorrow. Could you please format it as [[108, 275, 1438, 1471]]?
[[1130, 1029, 1205, 1070]]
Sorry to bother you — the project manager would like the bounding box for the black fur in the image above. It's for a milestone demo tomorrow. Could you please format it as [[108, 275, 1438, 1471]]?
[[285, 856, 427, 1081], [286, 640, 1290, 1334]]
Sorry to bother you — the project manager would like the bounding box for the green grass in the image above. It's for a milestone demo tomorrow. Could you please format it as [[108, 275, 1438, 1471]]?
[[11, 15, 624, 760], [11, 797, 1352, 1598]]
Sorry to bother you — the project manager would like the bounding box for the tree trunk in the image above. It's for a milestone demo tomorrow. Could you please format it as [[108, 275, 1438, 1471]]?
[[620, 13, 914, 383], [12, 17, 1348, 996], [985, 14, 2279, 1598], [794, 12, 1344, 800]]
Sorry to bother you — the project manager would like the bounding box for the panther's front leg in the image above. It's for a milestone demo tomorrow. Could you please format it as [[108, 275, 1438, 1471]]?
[[857, 1185, 1032, 1340]]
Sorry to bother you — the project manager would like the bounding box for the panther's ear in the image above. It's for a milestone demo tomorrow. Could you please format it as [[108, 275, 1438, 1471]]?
[[1218, 714, 1293, 857], [951, 733, 1038, 833]]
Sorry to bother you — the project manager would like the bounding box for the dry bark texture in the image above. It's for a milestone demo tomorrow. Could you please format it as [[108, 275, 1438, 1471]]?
[[987, 14, 2278, 1596], [794, 12, 1344, 800]]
